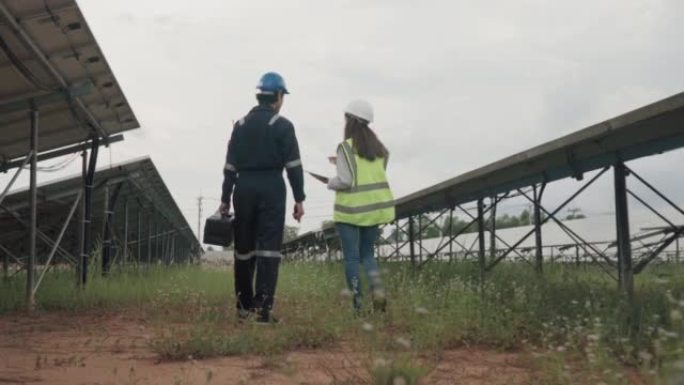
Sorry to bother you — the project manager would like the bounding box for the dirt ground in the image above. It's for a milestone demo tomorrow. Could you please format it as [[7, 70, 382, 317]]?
[[0, 311, 534, 385]]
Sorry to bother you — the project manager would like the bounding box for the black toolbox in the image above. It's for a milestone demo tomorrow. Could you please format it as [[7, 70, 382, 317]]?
[[203, 213, 234, 247]]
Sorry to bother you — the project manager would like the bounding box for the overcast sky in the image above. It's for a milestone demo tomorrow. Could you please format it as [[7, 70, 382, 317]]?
[[3, 0, 684, 239]]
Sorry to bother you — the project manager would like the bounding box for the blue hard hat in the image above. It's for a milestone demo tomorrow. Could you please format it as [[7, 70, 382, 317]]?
[[256, 72, 289, 95]]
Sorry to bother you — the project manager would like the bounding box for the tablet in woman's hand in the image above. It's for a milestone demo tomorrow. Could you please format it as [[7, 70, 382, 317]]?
[[307, 171, 330, 184]]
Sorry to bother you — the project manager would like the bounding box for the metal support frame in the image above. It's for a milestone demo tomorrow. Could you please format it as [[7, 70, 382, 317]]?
[[533, 184, 546, 273], [477, 199, 486, 285], [0, 243, 23, 280], [136, 200, 142, 264], [614, 162, 633, 300], [0, 135, 123, 173], [516, 188, 617, 278], [408, 216, 416, 267], [486, 167, 610, 272], [417, 201, 501, 268], [147, 216, 152, 264], [418, 214, 423, 265], [456, 203, 533, 267], [32, 191, 82, 296], [77, 151, 85, 284], [123, 199, 129, 264], [0, 154, 31, 207], [623, 166, 684, 273], [101, 182, 122, 275], [448, 208, 454, 262], [80, 137, 99, 285], [489, 197, 497, 262], [26, 107, 38, 309], [2, 242, 7, 280]]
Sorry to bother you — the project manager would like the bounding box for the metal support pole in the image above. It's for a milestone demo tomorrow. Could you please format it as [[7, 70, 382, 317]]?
[[614, 162, 634, 300], [418, 215, 423, 263], [77, 151, 86, 286], [449, 208, 454, 262], [408, 216, 416, 267], [169, 234, 177, 264], [101, 182, 122, 274], [2, 245, 7, 281], [147, 217, 152, 264], [533, 185, 544, 274], [154, 216, 160, 262], [26, 107, 39, 310], [102, 185, 110, 275], [477, 199, 486, 285], [489, 197, 497, 262], [123, 200, 129, 265], [137, 204, 142, 263], [81, 137, 99, 285], [394, 221, 399, 262], [163, 230, 169, 264]]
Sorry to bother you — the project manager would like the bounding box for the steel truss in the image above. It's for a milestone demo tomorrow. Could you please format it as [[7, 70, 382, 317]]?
[[287, 161, 684, 299], [0, 153, 199, 308]]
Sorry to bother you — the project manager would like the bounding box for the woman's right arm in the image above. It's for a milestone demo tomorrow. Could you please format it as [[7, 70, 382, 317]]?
[[327, 146, 353, 191]]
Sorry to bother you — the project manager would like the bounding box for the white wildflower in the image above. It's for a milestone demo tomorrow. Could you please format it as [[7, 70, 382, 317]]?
[[415, 306, 429, 315], [373, 358, 389, 368], [638, 351, 653, 362], [395, 337, 411, 349]]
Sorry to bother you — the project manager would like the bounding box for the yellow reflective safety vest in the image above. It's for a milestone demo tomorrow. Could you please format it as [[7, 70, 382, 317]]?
[[334, 139, 396, 226]]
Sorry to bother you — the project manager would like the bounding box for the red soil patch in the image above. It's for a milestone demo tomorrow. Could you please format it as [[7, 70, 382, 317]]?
[[0, 310, 541, 384]]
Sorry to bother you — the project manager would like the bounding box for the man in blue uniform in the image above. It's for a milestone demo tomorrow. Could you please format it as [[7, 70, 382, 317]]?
[[220, 72, 305, 323]]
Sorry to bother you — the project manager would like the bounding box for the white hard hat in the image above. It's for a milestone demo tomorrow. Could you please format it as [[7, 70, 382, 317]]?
[[344, 99, 374, 123]]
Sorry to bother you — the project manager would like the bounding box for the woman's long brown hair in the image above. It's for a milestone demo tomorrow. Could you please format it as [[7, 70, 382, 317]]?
[[344, 115, 389, 161]]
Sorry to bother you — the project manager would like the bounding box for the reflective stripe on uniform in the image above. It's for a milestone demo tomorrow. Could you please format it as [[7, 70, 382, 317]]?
[[347, 182, 389, 193], [268, 114, 280, 126], [334, 200, 395, 214], [285, 159, 302, 168], [256, 250, 282, 258], [225, 162, 237, 172], [235, 251, 255, 260], [235, 250, 282, 259]]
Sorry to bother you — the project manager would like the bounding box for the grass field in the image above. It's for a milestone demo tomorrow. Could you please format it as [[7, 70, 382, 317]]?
[[1, 261, 684, 384]]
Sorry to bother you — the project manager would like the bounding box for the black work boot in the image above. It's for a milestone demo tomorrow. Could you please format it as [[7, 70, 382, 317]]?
[[255, 309, 279, 325]]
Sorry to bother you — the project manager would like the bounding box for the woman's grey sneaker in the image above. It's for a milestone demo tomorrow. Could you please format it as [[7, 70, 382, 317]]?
[[237, 308, 252, 321], [372, 289, 387, 313]]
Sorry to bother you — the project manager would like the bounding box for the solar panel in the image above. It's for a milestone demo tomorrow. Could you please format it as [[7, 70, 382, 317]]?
[[395, 92, 684, 218], [283, 92, 684, 250], [0, 157, 199, 264], [0, 0, 139, 164]]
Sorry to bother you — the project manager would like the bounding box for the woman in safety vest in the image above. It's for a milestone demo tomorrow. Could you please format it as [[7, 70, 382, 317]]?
[[327, 99, 395, 312]]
